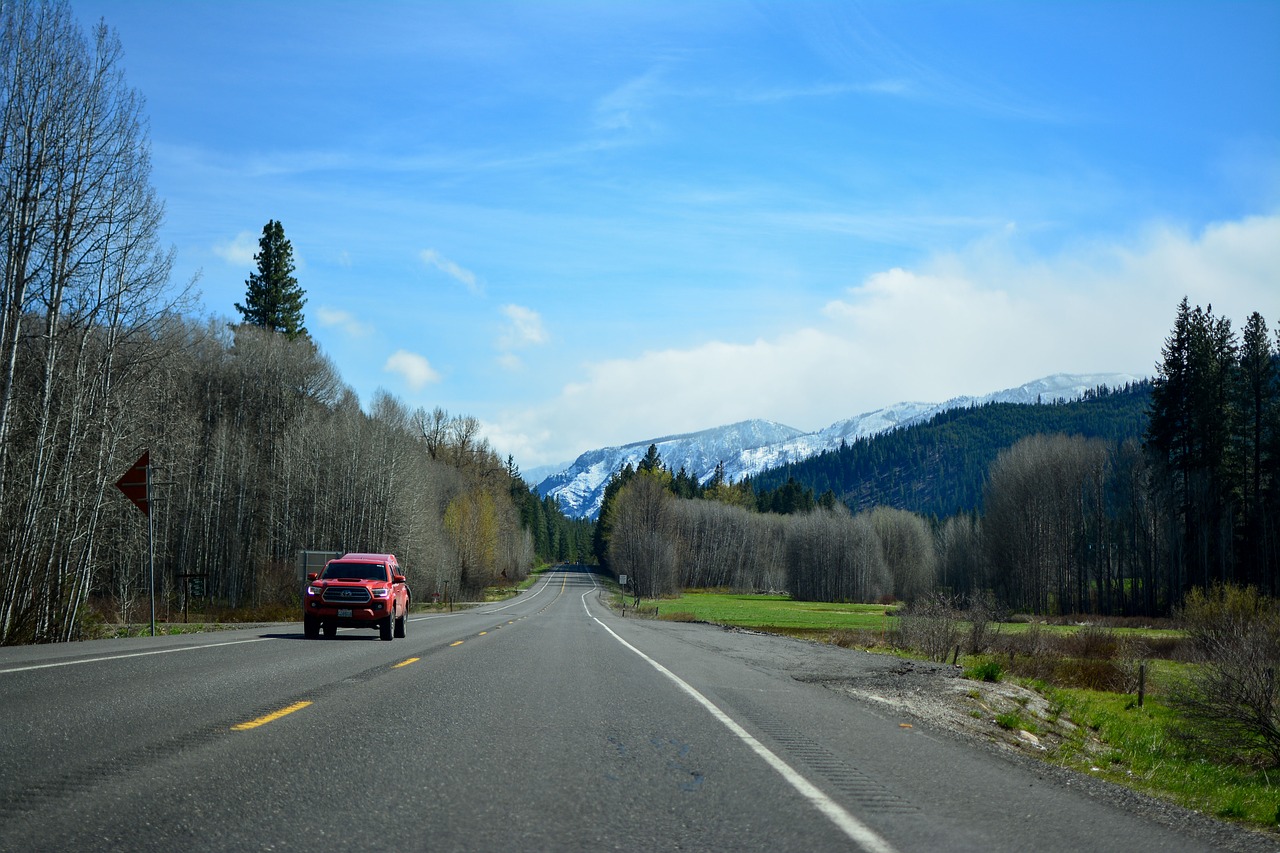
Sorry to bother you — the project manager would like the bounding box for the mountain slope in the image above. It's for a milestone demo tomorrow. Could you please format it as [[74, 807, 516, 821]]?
[[750, 381, 1153, 518], [536, 372, 1145, 519], [535, 420, 806, 519]]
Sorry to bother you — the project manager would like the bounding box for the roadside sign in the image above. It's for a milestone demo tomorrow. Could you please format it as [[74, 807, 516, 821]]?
[[114, 451, 150, 516], [618, 575, 628, 586]]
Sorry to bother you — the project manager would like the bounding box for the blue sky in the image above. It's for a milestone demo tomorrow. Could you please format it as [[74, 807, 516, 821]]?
[[74, 1, 1280, 473]]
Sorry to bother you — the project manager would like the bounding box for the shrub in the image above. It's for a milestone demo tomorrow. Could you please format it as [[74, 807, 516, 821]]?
[[1062, 624, 1120, 660], [965, 660, 1004, 683], [1050, 658, 1128, 691], [964, 591, 1000, 655], [896, 593, 959, 662], [1170, 585, 1280, 768], [995, 711, 1024, 731]]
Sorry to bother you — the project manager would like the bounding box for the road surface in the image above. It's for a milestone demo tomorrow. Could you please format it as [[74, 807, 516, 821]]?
[[0, 567, 1257, 851]]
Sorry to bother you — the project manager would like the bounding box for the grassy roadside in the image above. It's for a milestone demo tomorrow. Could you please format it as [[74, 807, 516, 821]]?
[[627, 590, 1279, 835]]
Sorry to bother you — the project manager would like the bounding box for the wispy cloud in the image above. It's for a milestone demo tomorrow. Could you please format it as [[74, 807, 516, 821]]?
[[383, 350, 441, 390], [498, 304, 548, 349], [791, 4, 1069, 122], [595, 68, 665, 133], [212, 231, 258, 267], [740, 79, 914, 103], [315, 306, 373, 338], [495, 304, 548, 372], [420, 249, 483, 295]]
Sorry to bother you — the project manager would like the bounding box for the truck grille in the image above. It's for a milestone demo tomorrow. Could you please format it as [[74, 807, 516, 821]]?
[[322, 587, 372, 605]]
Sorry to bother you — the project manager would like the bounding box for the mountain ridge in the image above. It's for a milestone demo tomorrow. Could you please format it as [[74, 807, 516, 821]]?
[[535, 372, 1145, 519]]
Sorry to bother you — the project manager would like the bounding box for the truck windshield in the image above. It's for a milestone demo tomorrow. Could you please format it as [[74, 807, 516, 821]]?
[[321, 563, 388, 581]]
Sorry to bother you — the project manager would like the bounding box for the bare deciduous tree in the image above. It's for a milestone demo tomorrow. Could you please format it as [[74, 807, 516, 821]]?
[[0, 2, 179, 641]]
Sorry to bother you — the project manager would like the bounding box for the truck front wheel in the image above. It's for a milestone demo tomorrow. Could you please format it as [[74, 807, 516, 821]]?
[[304, 615, 320, 639], [380, 615, 393, 641], [394, 611, 406, 639]]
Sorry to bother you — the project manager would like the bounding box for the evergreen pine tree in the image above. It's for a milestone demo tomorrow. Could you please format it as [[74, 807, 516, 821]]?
[[235, 220, 308, 340], [638, 444, 662, 473], [1236, 312, 1275, 586]]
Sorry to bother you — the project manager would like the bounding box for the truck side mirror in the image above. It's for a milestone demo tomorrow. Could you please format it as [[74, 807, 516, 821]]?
[[307, 572, 319, 581], [393, 574, 406, 584]]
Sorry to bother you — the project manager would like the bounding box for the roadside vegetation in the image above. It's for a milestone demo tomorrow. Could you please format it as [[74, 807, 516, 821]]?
[[619, 584, 1279, 834]]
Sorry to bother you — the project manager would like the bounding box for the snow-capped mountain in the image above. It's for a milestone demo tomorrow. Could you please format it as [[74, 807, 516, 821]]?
[[536, 373, 1144, 519], [535, 420, 806, 521]]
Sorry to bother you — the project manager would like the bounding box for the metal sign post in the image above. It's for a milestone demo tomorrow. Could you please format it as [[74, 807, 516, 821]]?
[[115, 451, 155, 636]]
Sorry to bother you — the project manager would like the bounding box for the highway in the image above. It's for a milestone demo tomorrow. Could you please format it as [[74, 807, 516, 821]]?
[[0, 567, 1237, 852]]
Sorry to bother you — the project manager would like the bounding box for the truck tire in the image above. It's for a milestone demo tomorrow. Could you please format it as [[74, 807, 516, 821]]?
[[394, 611, 406, 638], [380, 614, 393, 641], [323, 621, 337, 639], [304, 615, 320, 639]]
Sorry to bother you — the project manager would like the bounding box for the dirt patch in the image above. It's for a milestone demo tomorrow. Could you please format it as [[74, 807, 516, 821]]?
[[808, 659, 1097, 759]]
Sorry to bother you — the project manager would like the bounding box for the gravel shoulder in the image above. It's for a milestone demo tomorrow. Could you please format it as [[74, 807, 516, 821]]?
[[662, 620, 1280, 853]]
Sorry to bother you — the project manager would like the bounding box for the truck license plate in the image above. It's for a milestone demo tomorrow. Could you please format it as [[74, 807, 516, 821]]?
[[338, 608, 352, 618]]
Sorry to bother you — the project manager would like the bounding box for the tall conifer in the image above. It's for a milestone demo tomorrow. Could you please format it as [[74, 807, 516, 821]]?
[[235, 220, 308, 340]]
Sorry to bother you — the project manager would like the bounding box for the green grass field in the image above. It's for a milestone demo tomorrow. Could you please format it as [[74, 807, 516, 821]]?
[[636, 590, 1182, 642], [648, 592, 897, 632]]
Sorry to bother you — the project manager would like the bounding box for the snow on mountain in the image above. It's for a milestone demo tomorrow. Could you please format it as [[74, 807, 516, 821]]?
[[535, 420, 805, 520], [536, 373, 1144, 519]]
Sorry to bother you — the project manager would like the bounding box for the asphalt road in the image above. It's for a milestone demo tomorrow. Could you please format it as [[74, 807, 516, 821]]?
[[0, 567, 1247, 852]]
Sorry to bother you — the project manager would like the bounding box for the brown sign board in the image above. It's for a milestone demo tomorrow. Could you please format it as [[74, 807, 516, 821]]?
[[115, 451, 149, 517]]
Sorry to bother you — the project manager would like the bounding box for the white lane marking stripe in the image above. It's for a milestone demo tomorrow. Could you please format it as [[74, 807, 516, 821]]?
[[480, 571, 553, 613], [0, 637, 272, 674], [586, 602, 899, 853]]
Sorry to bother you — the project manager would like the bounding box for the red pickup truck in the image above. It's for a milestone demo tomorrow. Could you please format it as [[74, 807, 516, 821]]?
[[303, 552, 410, 641]]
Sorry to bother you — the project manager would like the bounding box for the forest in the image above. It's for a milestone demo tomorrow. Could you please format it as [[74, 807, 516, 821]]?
[[597, 302, 1279, 617], [0, 3, 584, 644]]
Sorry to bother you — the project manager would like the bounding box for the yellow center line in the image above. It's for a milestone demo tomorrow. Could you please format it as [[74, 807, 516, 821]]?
[[479, 631, 487, 636], [450, 640, 464, 647], [393, 657, 419, 668], [231, 701, 312, 731]]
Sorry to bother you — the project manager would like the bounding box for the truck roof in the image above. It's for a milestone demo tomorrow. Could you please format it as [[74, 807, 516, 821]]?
[[337, 552, 397, 563]]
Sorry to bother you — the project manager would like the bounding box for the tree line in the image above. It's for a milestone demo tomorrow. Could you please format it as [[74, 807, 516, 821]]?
[[597, 302, 1278, 617], [0, 2, 575, 643], [595, 446, 934, 604]]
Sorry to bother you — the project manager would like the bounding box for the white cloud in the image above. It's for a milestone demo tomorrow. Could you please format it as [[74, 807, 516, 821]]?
[[212, 231, 258, 267], [383, 350, 441, 390], [498, 304, 548, 350], [315, 306, 374, 338], [490, 214, 1280, 468], [496, 353, 524, 372], [420, 249, 482, 295]]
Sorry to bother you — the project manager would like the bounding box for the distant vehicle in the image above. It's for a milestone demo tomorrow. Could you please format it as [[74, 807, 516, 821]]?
[[303, 552, 410, 641]]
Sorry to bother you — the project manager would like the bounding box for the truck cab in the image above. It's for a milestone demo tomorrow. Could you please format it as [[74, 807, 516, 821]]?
[[303, 552, 410, 641]]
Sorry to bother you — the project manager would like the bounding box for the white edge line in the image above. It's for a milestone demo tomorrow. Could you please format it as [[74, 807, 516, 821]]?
[[583, 591, 899, 853], [4, 570, 558, 675], [0, 636, 272, 675], [479, 570, 554, 613]]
